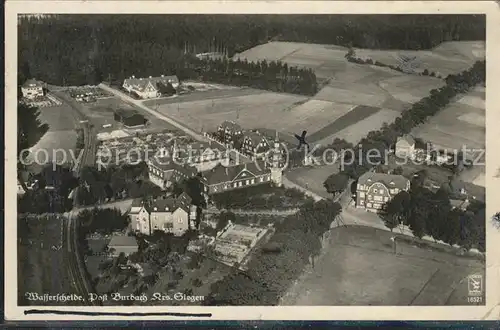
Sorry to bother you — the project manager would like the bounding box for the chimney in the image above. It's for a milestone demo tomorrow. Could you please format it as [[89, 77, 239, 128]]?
[[161, 74, 164, 78], [149, 76, 152, 79], [132, 75, 135, 79]]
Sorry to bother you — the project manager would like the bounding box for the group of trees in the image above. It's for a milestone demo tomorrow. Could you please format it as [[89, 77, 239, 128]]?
[[19, 15, 483, 90], [210, 183, 312, 210], [380, 184, 485, 252], [182, 57, 318, 96], [339, 60, 485, 180], [78, 208, 129, 236], [18, 164, 78, 214], [204, 200, 342, 305], [75, 162, 162, 206]]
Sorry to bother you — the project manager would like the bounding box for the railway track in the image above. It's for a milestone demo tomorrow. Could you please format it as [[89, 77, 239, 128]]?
[[52, 89, 101, 305]]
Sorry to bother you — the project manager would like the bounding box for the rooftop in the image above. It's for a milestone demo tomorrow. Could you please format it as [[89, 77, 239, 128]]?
[[108, 235, 138, 248], [123, 75, 179, 92], [22, 78, 43, 88], [396, 135, 415, 146], [201, 161, 269, 185], [358, 171, 409, 190]]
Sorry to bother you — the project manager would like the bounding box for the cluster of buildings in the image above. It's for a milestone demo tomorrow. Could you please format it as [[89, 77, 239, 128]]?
[[213, 120, 278, 161], [122, 75, 180, 99]]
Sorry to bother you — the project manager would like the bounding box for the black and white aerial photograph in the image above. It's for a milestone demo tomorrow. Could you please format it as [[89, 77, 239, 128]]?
[[15, 13, 486, 309]]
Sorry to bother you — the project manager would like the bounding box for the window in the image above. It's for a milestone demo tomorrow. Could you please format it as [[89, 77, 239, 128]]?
[[238, 181, 242, 187], [367, 203, 372, 208], [154, 225, 158, 229], [233, 183, 237, 188], [373, 196, 382, 202], [251, 179, 255, 184], [368, 195, 372, 200], [384, 197, 389, 202], [245, 180, 249, 185], [359, 192, 365, 198], [360, 200, 364, 205], [373, 188, 378, 193], [260, 177, 264, 182], [178, 218, 183, 223], [136, 223, 140, 230]]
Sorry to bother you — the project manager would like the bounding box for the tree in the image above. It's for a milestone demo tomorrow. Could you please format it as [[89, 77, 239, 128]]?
[[216, 211, 235, 232], [392, 166, 404, 175], [156, 82, 176, 96], [380, 191, 411, 232], [323, 173, 349, 196]]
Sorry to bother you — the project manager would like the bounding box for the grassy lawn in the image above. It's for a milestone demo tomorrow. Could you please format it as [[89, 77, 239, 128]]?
[[281, 226, 484, 306], [285, 165, 339, 199], [18, 215, 75, 306]]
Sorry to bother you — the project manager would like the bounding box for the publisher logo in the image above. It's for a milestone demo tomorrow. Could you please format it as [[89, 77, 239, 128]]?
[[468, 274, 483, 297]]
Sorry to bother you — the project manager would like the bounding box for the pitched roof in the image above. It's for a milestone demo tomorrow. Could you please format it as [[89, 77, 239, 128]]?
[[23, 79, 43, 88], [108, 235, 138, 248], [123, 75, 179, 92], [201, 161, 269, 185], [396, 135, 415, 146], [244, 131, 271, 148], [147, 196, 190, 213], [219, 120, 242, 132], [178, 192, 192, 205], [358, 171, 409, 190], [149, 157, 198, 176]]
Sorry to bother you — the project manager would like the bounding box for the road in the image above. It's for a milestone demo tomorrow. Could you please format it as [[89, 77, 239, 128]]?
[[98, 83, 208, 142]]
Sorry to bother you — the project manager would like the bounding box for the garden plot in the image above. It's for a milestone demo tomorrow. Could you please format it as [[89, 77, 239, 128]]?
[[432, 41, 486, 62]]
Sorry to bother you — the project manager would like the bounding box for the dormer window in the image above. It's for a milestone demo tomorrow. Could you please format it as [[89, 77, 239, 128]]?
[[165, 207, 169, 211], [153, 207, 157, 211], [390, 182, 395, 185]]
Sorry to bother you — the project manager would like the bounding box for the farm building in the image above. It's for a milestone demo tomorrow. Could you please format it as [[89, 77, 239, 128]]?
[[122, 75, 180, 99], [21, 78, 44, 99], [171, 140, 229, 172], [356, 171, 410, 212], [114, 109, 148, 128]]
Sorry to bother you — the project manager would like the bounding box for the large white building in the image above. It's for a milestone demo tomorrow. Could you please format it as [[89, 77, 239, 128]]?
[[21, 79, 44, 99], [122, 75, 180, 99]]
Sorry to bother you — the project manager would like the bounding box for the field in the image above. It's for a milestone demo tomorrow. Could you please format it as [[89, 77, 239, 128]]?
[[26, 103, 79, 169], [281, 226, 484, 306], [153, 89, 308, 133], [412, 87, 485, 152], [18, 214, 74, 306]]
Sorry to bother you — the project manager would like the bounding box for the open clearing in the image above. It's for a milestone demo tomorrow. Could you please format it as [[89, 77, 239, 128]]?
[[285, 165, 339, 199], [281, 226, 484, 306]]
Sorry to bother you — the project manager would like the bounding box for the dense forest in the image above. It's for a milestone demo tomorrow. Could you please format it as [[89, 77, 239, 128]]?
[[18, 15, 484, 87]]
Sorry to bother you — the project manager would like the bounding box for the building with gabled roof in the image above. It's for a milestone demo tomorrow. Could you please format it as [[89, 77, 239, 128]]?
[[356, 171, 410, 212], [242, 130, 272, 160], [122, 75, 179, 99], [129, 194, 196, 236], [21, 78, 44, 99], [217, 120, 243, 143], [108, 235, 139, 256], [395, 134, 416, 159], [147, 156, 198, 190]]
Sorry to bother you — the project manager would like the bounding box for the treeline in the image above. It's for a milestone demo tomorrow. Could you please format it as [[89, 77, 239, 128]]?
[[339, 60, 485, 179], [204, 200, 341, 305], [180, 57, 318, 96], [381, 185, 485, 252], [210, 183, 312, 210], [75, 162, 162, 206], [18, 15, 484, 87]]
